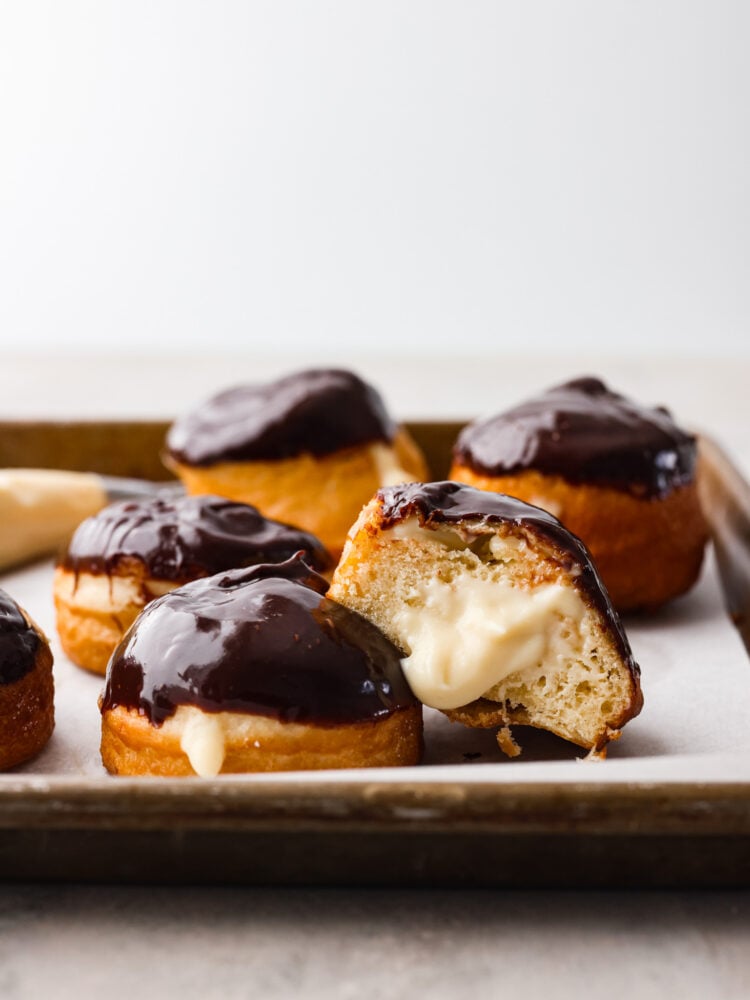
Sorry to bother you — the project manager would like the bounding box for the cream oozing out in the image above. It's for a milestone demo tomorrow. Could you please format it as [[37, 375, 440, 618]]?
[[528, 494, 563, 519], [177, 707, 227, 777], [368, 443, 415, 488], [387, 518, 587, 710], [56, 570, 176, 611]]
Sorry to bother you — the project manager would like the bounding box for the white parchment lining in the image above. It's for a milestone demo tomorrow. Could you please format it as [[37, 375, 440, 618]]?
[[2, 547, 749, 785]]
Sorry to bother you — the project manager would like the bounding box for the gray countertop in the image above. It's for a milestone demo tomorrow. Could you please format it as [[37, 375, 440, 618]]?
[[2, 354, 749, 997], [1, 885, 750, 999]]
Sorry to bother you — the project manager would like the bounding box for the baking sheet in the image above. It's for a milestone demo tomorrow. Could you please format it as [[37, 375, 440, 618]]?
[[3, 545, 750, 786]]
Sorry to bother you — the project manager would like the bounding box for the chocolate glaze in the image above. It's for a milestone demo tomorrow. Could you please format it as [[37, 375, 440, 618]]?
[[0, 589, 40, 685], [102, 554, 417, 727], [62, 494, 331, 579], [454, 377, 697, 498], [377, 481, 638, 670], [166, 368, 397, 466]]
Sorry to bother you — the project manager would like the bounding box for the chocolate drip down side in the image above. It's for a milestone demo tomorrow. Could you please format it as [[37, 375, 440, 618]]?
[[0, 589, 40, 685], [377, 481, 638, 671], [454, 376, 697, 498], [62, 495, 331, 580], [166, 368, 397, 466], [102, 556, 417, 726]]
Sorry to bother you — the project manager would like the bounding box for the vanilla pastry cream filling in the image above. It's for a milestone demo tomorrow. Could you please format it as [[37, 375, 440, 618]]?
[[56, 570, 176, 612], [178, 708, 227, 777], [388, 519, 588, 710], [369, 443, 415, 488], [528, 494, 563, 519], [159, 707, 320, 778]]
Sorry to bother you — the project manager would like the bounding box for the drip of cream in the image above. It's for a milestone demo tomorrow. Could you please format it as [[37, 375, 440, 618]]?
[[179, 710, 226, 777], [369, 443, 414, 488], [56, 571, 175, 611]]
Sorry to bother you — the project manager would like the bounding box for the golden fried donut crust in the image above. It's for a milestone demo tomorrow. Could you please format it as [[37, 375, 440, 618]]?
[[443, 694, 639, 755], [0, 629, 54, 770], [101, 703, 424, 775], [168, 428, 428, 559], [449, 464, 708, 612]]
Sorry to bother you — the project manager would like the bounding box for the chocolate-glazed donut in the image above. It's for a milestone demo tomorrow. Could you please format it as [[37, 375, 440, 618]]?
[[54, 494, 332, 676], [100, 555, 422, 775], [163, 369, 428, 557], [450, 378, 708, 611], [0, 588, 54, 770], [166, 369, 397, 466], [329, 481, 642, 757], [453, 377, 696, 497]]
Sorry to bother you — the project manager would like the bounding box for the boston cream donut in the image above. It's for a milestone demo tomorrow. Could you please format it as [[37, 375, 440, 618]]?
[[0, 588, 54, 769], [450, 377, 708, 612], [329, 482, 642, 756], [55, 494, 331, 676], [100, 555, 422, 775], [164, 368, 428, 557]]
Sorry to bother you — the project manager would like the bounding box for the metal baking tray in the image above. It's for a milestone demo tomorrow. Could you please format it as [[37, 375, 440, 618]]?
[[0, 420, 748, 888]]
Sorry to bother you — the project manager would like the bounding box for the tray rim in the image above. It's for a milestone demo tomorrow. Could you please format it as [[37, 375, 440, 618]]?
[[2, 776, 750, 834], [1, 419, 749, 885]]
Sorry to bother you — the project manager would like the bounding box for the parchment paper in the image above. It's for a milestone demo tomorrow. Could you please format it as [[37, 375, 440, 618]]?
[[3, 547, 749, 785]]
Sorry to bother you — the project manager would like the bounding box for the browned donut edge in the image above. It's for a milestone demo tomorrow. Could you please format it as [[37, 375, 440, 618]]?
[[443, 682, 644, 754], [101, 704, 424, 775]]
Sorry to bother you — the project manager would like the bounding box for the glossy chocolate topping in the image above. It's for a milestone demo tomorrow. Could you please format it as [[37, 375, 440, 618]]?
[[454, 377, 697, 498], [0, 589, 40, 685], [166, 368, 397, 466], [102, 555, 417, 726], [377, 481, 637, 668], [62, 494, 331, 579]]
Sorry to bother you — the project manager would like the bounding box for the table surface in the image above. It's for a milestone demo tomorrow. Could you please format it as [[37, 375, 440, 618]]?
[[2, 352, 750, 1000]]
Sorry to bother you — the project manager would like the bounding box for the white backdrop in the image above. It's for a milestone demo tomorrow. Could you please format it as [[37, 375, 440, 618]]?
[[1, 1, 748, 358]]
